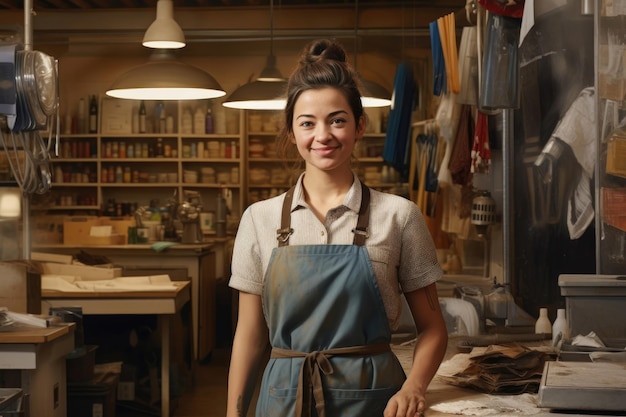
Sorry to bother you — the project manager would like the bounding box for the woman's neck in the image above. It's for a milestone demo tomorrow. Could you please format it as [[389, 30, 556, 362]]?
[[301, 168, 354, 222]]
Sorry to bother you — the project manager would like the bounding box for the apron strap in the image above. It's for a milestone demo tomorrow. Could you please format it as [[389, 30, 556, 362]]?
[[352, 185, 370, 246], [276, 186, 295, 246], [276, 182, 371, 247], [271, 343, 391, 417]]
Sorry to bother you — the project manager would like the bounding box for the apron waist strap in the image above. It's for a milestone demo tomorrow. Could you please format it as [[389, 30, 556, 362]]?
[[270, 343, 391, 417]]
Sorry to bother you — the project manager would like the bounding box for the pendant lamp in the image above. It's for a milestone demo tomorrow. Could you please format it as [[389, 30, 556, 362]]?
[[222, 0, 287, 110], [106, 49, 225, 100], [106, 0, 225, 101], [142, 0, 185, 49]]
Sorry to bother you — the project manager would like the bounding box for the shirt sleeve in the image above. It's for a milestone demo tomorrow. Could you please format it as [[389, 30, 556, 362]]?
[[228, 205, 264, 295], [398, 202, 443, 293]]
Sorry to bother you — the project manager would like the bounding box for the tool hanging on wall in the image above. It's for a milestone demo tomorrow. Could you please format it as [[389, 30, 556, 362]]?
[[0, 30, 59, 196]]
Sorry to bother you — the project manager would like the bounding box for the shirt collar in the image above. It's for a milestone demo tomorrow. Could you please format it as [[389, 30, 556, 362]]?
[[291, 172, 363, 214]]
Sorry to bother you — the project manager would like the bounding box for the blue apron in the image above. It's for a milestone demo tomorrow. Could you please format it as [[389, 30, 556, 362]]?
[[256, 185, 406, 417]]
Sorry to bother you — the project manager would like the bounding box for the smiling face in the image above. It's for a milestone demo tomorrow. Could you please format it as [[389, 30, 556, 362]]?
[[292, 87, 365, 175]]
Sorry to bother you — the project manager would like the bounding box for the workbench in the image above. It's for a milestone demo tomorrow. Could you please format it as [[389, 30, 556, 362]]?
[[41, 281, 190, 417], [0, 324, 75, 417], [34, 241, 229, 360], [393, 336, 626, 417]]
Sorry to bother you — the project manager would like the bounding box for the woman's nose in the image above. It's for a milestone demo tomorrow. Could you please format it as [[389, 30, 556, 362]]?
[[314, 124, 331, 141]]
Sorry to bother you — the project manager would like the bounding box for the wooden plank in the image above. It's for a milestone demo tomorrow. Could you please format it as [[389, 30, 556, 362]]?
[[41, 281, 189, 299], [0, 323, 72, 344]]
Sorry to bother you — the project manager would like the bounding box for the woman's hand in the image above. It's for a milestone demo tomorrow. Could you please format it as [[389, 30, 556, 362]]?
[[383, 382, 426, 417]]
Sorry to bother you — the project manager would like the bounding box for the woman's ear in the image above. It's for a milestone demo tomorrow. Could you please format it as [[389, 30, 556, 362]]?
[[356, 115, 366, 141]]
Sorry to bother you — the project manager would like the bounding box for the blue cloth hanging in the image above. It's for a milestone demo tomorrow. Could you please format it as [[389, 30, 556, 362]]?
[[430, 21, 446, 96], [382, 62, 416, 182]]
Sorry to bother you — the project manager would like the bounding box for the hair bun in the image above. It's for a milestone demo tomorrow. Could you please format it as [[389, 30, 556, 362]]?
[[300, 39, 348, 66]]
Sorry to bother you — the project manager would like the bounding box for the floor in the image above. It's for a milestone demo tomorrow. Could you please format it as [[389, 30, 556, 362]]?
[[114, 348, 232, 417], [172, 348, 231, 417]]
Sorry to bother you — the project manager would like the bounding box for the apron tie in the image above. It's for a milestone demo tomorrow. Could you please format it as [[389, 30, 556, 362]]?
[[271, 343, 391, 417]]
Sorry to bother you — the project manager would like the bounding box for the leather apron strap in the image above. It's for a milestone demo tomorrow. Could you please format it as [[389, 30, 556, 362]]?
[[270, 343, 392, 417]]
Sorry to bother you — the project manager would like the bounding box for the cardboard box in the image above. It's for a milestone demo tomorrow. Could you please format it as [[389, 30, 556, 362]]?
[[0, 261, 41, 314], [31, 215, 64, 245], [63, 216, 135, 246], [40, 262, 122, 280]]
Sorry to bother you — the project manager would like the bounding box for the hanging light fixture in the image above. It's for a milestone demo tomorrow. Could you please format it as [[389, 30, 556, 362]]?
[[106, 0, 225, 101], [222, 0, 287, 110], [106, 49, 225, 100], [142, 0, 185, 49], [353, 0, 392, 108]]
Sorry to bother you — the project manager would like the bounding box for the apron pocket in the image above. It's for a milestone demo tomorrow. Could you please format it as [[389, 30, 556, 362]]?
[[325, 386, 400, 417], [259, 387, 297, 417]]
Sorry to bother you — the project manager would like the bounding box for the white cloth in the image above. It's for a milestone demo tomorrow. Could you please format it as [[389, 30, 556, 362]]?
[[436, 92, 462, 186], [551, 87, 595, 239]]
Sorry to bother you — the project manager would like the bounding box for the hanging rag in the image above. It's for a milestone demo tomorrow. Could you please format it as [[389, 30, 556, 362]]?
[[435, 92, 462, 187], [437, 12, 461, 94], [479, 12, 521, 111], [542, 87, 596, 239], [449, 105, 475, 186], [457, 26, 479, 105], [383, 63, 416, 181], [430, 21, 446, 96], [471, 111, 491, 174]]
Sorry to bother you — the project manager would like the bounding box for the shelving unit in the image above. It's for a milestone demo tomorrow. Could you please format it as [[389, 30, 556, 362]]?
[[31, 99, 245, 234]]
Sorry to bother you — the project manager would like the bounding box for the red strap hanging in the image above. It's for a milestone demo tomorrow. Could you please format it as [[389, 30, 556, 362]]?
[[471, 111, 491, 174], [478, 0, 525, 18]]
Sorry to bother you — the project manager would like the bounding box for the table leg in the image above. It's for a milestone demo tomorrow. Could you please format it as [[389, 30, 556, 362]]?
[[161, 315, 170, 417]]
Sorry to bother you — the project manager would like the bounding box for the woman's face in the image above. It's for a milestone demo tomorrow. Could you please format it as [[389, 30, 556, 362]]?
[[291, 87, 364, 174]]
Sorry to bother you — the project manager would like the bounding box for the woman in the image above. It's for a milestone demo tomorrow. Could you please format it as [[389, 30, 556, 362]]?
[[227, 39, 448, 417]]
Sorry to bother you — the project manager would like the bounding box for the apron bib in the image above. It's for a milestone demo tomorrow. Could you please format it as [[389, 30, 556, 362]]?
[[256, 185, 406, 417]]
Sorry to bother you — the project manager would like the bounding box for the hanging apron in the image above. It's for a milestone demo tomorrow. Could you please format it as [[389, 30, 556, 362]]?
[[256, 185, 406, 417]]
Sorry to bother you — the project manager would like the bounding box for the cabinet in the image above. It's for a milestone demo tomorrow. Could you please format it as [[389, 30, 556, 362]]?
[[596, 3, 626, 274], [32, 99, 245, 234]]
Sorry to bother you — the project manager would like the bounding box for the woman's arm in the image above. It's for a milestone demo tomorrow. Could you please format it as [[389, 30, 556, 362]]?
[[384, 283, 448, 417], [227, 291, 270, 417]]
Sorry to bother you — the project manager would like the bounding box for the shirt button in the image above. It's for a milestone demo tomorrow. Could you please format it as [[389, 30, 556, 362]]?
[[320, 230, 325, 236]]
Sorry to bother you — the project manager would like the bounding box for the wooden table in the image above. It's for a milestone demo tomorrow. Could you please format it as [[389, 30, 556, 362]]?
[[41, 281, 190, 417], [35, 242, 223, 360], [0, 324, 75, 417]]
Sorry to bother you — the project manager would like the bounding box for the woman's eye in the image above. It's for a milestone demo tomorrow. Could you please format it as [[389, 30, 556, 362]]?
[[331, 118, 346, 126]]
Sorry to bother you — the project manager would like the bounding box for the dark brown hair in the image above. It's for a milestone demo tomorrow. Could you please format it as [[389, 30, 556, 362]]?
[[276, 39, 365, 165]]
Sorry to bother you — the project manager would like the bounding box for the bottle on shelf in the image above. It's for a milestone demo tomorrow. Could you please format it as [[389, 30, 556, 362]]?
[[88, 94, 98, 133], [194, 107, 204, 134], [139, 100, 147, 133], [205, 107, 214, 134], [77, 97, 87, 133], [535, 307, 552, 336], [156, 137, 164, 157], [155, 101, 166, 133], [181, 107, 193, 134], [552, 308, 569, 345]]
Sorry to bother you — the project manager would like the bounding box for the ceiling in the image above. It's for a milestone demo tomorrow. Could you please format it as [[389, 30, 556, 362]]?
[[1, 0, 456, 10], [0, 0, 466, 59]]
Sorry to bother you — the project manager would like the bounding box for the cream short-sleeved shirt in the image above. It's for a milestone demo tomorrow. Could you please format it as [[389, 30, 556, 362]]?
[[229, 173, 442, 331]]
